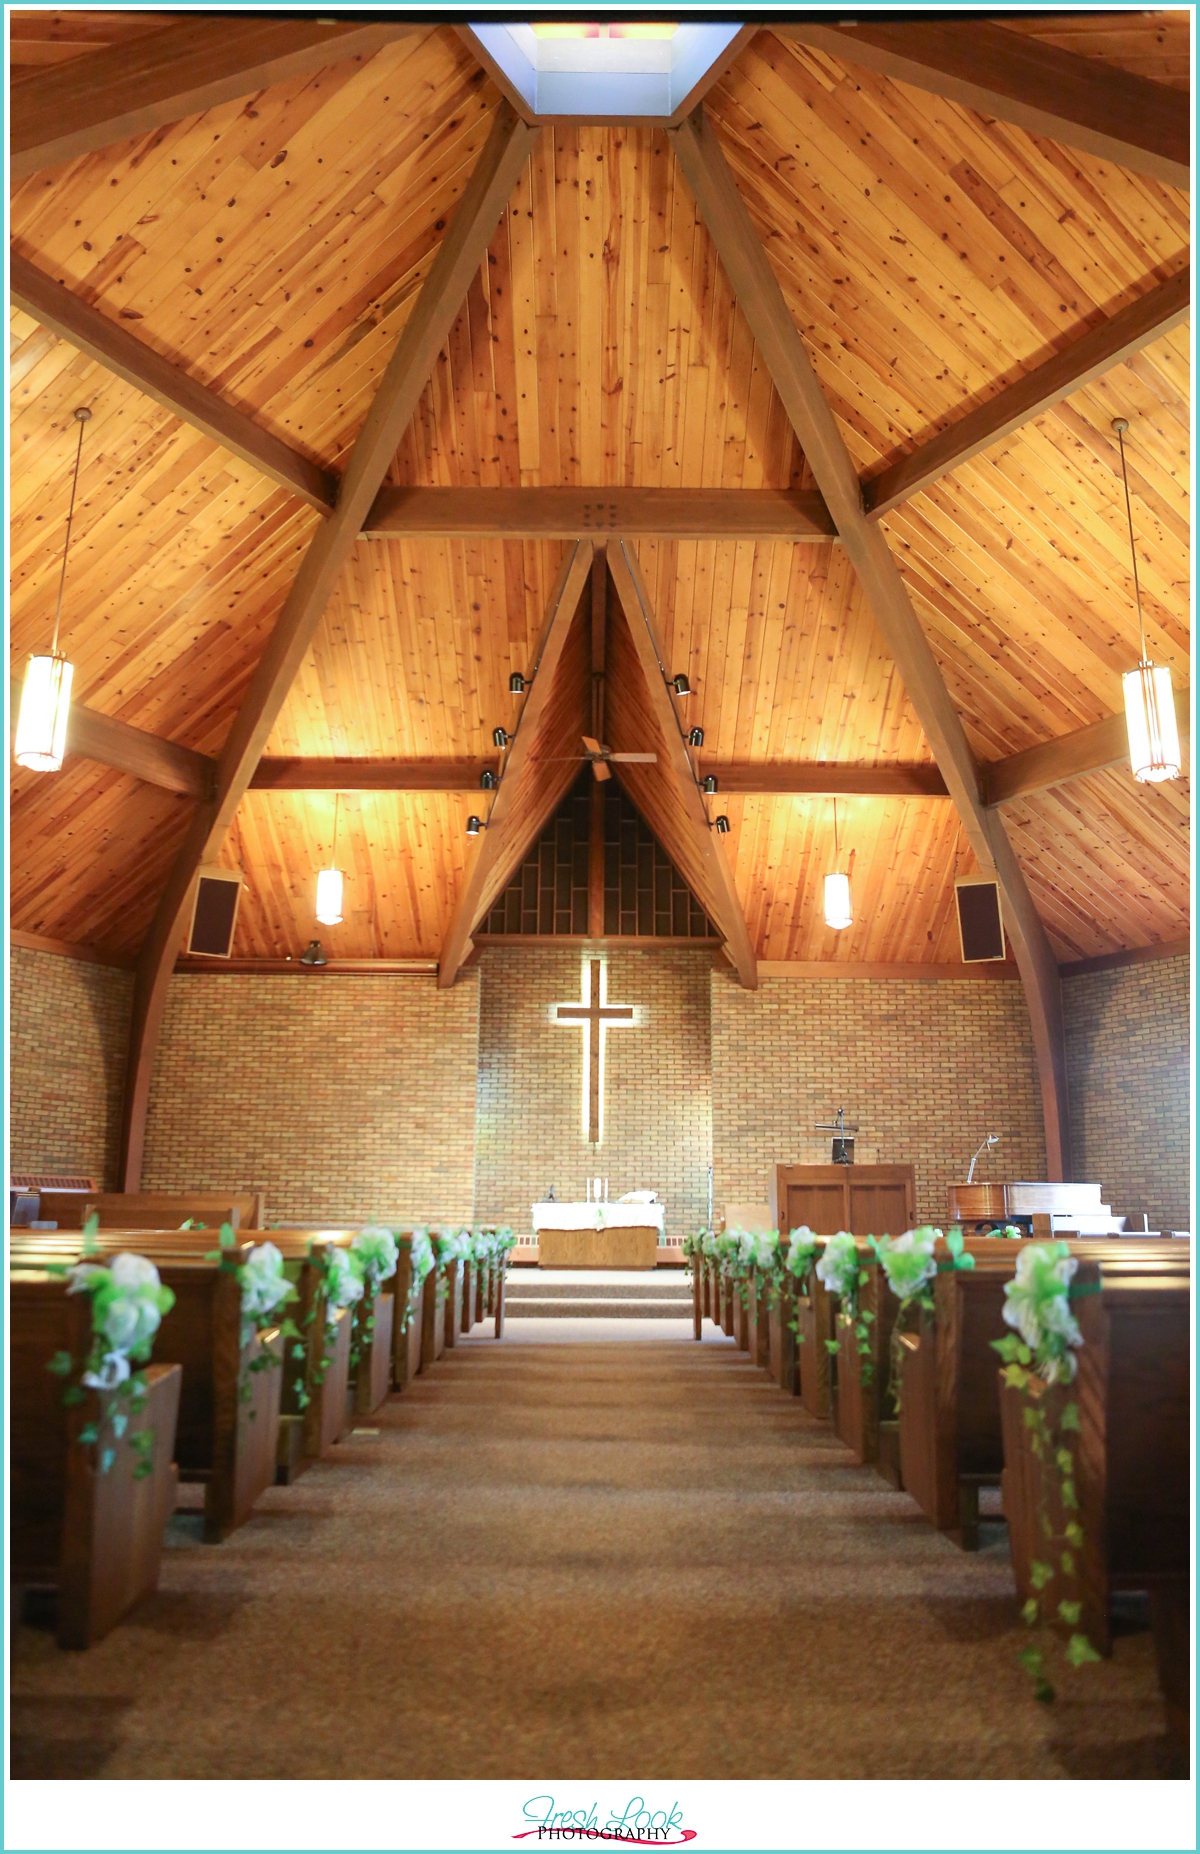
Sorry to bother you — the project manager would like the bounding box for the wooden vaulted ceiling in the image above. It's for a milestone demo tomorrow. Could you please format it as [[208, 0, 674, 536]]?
[[8, 11, 1192, 980]]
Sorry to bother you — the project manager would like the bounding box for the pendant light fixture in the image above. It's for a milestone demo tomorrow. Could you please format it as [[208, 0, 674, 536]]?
[[824, 798, 853, 931], [15, 407, 90, 772], [315, 793, 345, 926], [1113, 418, 1181, 783]]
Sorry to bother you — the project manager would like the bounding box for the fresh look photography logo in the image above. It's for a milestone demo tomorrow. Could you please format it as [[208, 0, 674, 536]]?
[[515, 1795, 696, 1845]]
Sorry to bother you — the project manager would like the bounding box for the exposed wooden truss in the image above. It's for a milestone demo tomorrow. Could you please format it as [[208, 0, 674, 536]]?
[[438, 541, 595, 990], [780, 19, 1190, 188], [10, 15, 424, 176], [607, 542, 757, 990], [668, 104, 1072, 1173], [118, 99, 541, 1189], [362, 484, 837, 540], [864, 269, 1192, 520], [10, 254, 336, 513], [985, 687, 1191, 809]]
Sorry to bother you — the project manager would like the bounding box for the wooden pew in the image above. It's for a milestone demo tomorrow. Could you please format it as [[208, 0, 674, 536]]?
[[390, 1235, 426, 1391], [745, 1270, 771, 1370], [999, 1257, 1189, 1743], [767, 1277, 799, 1395], [420, 1253, 448, 1368], [897, 1238, 1188, 1548], [38, 1190, 264, 1231], [794, 1272, 833, 1419], [11, 1230, 286, 1537], [10, 1268, 182, 1647]]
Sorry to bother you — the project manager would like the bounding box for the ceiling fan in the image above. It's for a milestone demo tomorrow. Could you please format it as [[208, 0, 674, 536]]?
[[581, 736, 657, 782]]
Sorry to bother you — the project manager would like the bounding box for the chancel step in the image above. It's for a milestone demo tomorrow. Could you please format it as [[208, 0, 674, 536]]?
[[504, 1269, 692, 1319]]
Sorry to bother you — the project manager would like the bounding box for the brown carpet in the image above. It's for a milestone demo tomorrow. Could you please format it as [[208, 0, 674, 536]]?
[[11, 1332, 1175, 1779]]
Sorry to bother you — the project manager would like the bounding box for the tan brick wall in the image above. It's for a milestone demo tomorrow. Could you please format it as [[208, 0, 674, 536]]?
[[474, 946, 712, 1240], [711, 973, 1048, 1227], [1064, 955, 1191, 1231], [9, 946, 133, 1189], [141, 972, 479, 1226]]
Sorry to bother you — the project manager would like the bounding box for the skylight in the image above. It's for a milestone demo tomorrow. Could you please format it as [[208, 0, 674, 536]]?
[[471, 20, 743, 118]]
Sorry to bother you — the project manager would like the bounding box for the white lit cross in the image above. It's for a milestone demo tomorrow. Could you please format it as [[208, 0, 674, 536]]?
[[555, 958, 634, 1146]]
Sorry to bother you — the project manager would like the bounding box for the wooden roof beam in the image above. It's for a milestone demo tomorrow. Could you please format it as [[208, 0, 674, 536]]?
[[11, 16, 423, 177], [438, 542, 595, 990], [607, 541, 757, 991], [779, 20, 1190, 189], [8, 678, 214, 799], [362, 484, 837, 541], [669, 104, 1070, 1173], [984, 686, 1190, 809], [118, 99, 540, 1190], [864, 269, 1191, 519], [11, 254, 336, 513]]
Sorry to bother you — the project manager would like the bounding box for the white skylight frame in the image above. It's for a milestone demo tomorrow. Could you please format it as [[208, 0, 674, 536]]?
[[469, 21, 745, 120]]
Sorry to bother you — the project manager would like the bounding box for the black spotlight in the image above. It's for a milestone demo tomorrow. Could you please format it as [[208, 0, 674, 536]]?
[[671, 673, 691, 696], [466, 815, 483, 836], [688, 726, 704, 748], [714, 814, 730, 835], [493, 726, 510, 749], [702, 774, 718, 795], [509, 672, 527, 694], [300, 939, 327, 967], [480, 770, 497, 790]]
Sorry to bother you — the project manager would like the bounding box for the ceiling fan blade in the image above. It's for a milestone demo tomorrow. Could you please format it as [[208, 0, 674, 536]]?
[[591, 758, 612, 781], [581, 736, 603, 755], [609, 752, 657, 763]]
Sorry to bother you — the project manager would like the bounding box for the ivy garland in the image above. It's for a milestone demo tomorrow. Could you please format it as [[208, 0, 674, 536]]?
[[991, 1241, 1101, 1700], [347, 1227, 400, 1369], [872, 1226, 975, 1413], [207, 1226, 301, 1407], [815, 1231, 876, 1384], [294, 1244, 363, 1412], [45, 1225, 176, 1480]]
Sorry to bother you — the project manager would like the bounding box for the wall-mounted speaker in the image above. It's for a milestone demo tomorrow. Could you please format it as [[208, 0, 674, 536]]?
[[955, 878, 1006, 963], [188, 867, 243, 957]]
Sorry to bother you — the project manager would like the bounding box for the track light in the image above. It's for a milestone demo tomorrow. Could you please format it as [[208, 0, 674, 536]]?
[[702, 774, 718, 795], [688, 727, 704, 748], [300, 939, 327, 967], [466, 815, 484, 836], [671, 674, 691, 696], [509, 672, 527, 694], [480, 770, 497, 790], [493, 727, 510, 749], [714, 815, 730, 835]]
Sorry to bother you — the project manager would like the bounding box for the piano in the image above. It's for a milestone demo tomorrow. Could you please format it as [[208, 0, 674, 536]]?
[[947, 1179, 1126, 1236]]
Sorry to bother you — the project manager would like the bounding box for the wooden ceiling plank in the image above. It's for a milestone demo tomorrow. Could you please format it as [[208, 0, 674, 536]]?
[[778, 20, 1190, 189], [10, 253, 337, 513], [864, 268, 1191, 518], [361, 483, 838, 540], [438, 540, 595, 989], [11, 16, 426, 177], [607, 538, 757, 990], [118, 98, 540, 1188], [669, 103, 1070, 1173]]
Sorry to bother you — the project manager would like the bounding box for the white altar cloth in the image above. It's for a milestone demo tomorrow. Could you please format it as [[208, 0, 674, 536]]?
[[531, 1201, 666, 1233]]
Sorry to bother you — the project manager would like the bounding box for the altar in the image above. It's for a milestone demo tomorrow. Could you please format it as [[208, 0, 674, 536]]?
[[531, 1201, 665, 1269]]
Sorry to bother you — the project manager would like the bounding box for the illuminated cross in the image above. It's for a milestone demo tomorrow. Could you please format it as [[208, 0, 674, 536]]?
[[555, 958, 634, 1146]]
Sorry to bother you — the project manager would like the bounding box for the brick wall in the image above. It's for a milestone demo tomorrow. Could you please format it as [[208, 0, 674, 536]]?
[[1064, 954, 1191, 1231], [474, 946, 712, 1240], [141, 972, 479, 1226], [711, 972, 1048, 1227], [9, 946, 133, 1189]]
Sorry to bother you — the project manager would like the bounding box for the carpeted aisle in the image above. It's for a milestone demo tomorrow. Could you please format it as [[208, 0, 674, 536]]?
[[11, 1331, 1174, 1779]]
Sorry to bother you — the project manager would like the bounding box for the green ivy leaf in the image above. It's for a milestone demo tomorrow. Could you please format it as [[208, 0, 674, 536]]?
[[955, 1251, 976, 1270], [46, 1351, 73, 1377], [78, 1422, 100, 1445], [1059, 1402, 1081, 1432], [62, 1385, 86, 1407], [1020, 1598, 1039, 1626], [1061, 1479, 1078, 1511], [111, 1412, 128, 1438], [1064, 1521, 1084, 1548], [824, 1339, 839, 1355], [1030, 1560, 1054, 1591], [219, 1222, 236, 1249], [1066, 1633, 1102, 1669], [1001, 1363, 1030, 1390], [1060, 1549, 1075, 1575], [1017, 1644, 1043, 1677], [1057, 1599, 1082, 1626], [132, 1460, 153, 1481], [1055, 1448, 1074, 1475], [99, 1447, 116, 1474]]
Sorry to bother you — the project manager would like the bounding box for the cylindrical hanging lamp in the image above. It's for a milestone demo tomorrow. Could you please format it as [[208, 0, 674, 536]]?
[[823, 798, 853, 930], [15, 407, 90, 773], [315, 794, 345, 925], [1113, 418, 1181, 783]]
